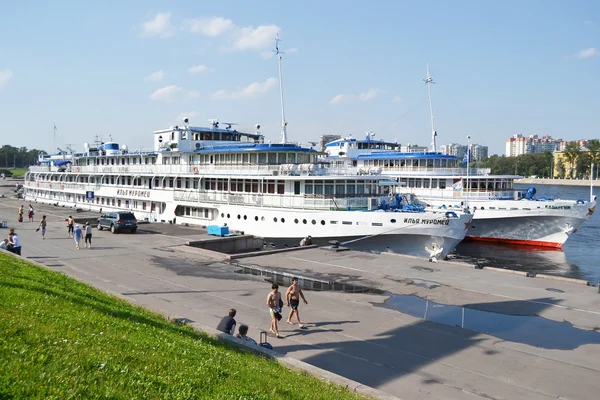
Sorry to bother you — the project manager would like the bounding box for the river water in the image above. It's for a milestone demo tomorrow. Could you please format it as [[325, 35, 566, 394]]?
[[449, 184, 600, 284]]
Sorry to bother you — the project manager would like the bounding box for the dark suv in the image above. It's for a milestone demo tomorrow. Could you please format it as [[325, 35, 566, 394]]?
[[97, 212, 138, 233]]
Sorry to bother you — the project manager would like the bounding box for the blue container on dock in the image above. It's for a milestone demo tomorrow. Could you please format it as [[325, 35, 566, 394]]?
[[207, 225, 229, 237]]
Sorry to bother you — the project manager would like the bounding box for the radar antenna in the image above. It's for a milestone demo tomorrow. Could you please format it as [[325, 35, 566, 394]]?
[[423, 65, 437, 152]]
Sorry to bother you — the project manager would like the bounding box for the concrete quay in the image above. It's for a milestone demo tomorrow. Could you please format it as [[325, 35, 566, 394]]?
[[1, 189, 600, 400]]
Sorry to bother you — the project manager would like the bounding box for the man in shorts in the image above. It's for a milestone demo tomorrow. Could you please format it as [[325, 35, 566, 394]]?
[[286, 277, 308, 327], [266, 284, 282, 338], [37, 215, 47, 239], [67, 215, 74, 238]]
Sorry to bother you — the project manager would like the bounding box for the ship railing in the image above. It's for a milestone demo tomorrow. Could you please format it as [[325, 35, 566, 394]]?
[[172, 190, 372, 211], [23, 180, 102, 192], [322, 165, 491, 177], [408, 188, 515, 200]]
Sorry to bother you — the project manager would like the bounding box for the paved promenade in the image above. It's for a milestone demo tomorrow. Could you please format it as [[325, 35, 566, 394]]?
[[2, 186, 600, 400]]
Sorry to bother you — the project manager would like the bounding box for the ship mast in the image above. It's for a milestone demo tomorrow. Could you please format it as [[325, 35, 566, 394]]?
[[423, 65, 437, 152], [275, 34, 288, 144]]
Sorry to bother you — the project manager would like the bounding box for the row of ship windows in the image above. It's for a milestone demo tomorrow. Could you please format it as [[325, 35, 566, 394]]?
[[219, 212, 395, 226]]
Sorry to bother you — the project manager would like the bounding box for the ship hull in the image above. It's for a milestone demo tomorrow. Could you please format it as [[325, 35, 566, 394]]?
[[423, 198, 595, 248]]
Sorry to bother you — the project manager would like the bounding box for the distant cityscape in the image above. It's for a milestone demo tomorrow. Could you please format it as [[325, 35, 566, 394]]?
[[319, 133, 595, 162]]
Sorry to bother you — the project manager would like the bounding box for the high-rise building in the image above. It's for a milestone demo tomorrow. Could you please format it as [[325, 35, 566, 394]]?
[[469, 144, 489, 161], [440, 143, 467, 159], [505, 134, 563, 156], [318, 135, 342, 152], [401, 144, 428, 152]]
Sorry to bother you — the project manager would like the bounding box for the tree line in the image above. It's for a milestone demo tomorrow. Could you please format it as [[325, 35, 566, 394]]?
[[472, 139, 600, 179], [0, 145, 47, 169]]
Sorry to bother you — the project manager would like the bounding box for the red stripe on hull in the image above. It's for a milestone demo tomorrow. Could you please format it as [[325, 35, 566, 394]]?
[[465, 236, 563, 249]]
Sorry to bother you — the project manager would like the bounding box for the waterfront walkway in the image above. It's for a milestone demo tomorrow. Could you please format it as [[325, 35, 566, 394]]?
[[1, 186, 600, 400]]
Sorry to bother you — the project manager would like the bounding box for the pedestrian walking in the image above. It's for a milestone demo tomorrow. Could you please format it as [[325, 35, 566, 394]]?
[[66, 215, 74, 238], [28, 204, 34, 222], [266, 284, 283, 338], [18, 205, 24, 223], [216, 309, 237, 335], [36, 215, 47, 239], [84, 222, 92, 248], [286, 277, 308, 328], [73, 224, 83, 250]]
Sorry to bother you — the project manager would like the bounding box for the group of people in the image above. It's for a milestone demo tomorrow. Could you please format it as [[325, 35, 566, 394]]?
[[1, 228, 22, 255], [65, 215, 93, 249], [17, 204, 35, 223], [216, 277, 308, 343]]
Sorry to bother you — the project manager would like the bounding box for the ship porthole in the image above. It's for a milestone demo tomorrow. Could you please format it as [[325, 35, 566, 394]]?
[[294, 219, 299, 224], [244, 215, 247, 220], [227, 213, 230, 218], [237, 215, 241, 219], [273, 217, 278, 222], [255, 216, 258, 221], [312, 220, 316, 225], [302, 219, 307, 224], [221, 213, 224, 218], [390, 219, 396, 223], [281, 218, 285, 223], [320, 220, 325, 225], [261, 216, 265, 221]]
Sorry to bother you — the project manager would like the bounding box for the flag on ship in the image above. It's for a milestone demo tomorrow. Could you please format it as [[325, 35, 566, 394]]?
[[461, 148, 470, 167], [453, 179, 463, 191]]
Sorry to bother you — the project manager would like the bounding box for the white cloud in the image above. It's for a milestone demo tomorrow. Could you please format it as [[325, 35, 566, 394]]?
[[329, 88, 380, 104], [575, 47, 598, 59], [359, 88, 380, 101], [188, 64, 209, 74], [182, 16, 280, 53], [0, 69, 13, 90], [144, 70, 166, 82], [392, 96, 404, 103], [140, 12, 173, 38], [212, 77, 277, 100], [150, 85, 183, 101], [232, 24, 280, 51], [182, 16, 234, 36]]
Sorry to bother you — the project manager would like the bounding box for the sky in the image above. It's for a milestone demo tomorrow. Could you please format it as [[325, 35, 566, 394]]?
[[0, 0, 598, 155]]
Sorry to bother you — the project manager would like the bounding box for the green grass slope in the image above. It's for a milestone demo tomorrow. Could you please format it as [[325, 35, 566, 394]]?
[[0, 254, 364, 399]]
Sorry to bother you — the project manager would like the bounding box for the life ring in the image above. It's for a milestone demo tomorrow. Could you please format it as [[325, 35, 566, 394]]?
[[445, 211, 458, 218], [576, 199, 585, 204], [193, 167, 199, 174]]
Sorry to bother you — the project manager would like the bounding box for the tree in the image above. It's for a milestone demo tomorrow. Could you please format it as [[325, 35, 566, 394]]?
[[562, 141, 581, 178], [586, 139, 600, 179], [555, 157, 565, 178]]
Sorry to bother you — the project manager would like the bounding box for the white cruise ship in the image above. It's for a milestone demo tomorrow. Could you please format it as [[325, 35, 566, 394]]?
[[23, 120, 473, 260], [321, 134, 596, 248]]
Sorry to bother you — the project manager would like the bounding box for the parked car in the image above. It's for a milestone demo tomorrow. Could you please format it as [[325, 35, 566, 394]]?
[[97, 211, 138, 233]]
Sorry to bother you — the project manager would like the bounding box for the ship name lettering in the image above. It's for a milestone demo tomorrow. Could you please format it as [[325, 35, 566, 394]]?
[[116, 189, 151, 198], [404, 217, 449, 225], [544, 205, 571, 210]]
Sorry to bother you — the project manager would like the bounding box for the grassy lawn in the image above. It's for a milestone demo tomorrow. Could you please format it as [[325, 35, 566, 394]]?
[[0, 254, 364, 399], [9, 168, 28, 178]]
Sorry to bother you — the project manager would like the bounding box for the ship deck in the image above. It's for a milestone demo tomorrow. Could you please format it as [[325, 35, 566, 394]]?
[[1, 180, 599, 400]]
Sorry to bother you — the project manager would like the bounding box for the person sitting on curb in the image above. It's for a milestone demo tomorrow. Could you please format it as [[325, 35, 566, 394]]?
[[236, 324, 257, 345], [216, 309, 237, 335], [8, 229, 21, 255], [0, 238, 8, 250]]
